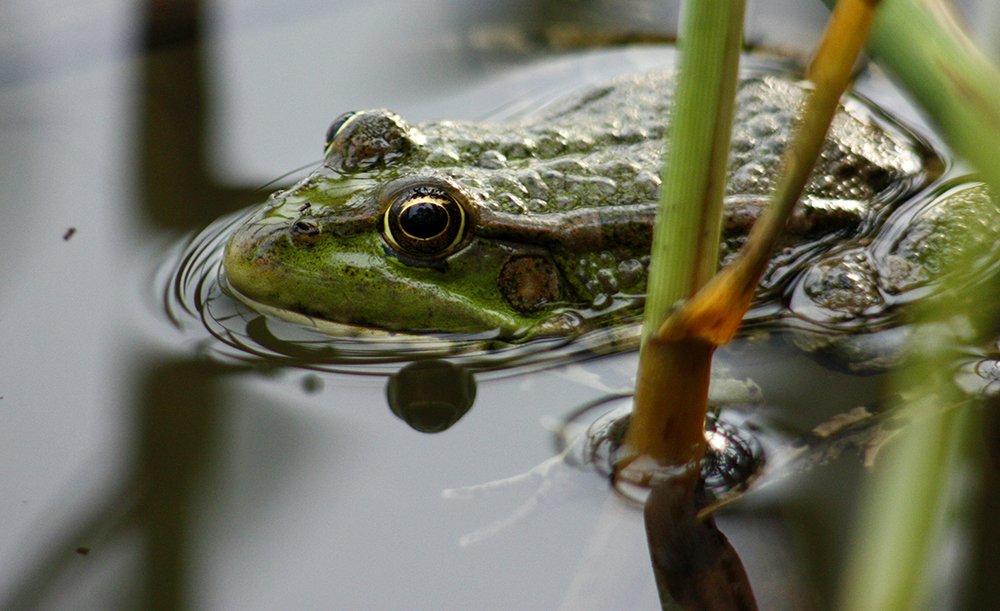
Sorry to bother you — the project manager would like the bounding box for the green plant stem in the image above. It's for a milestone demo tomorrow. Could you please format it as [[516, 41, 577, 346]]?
[[837, 348, 977, 610], [628, 0, 879, 468], [650, 0, 879, 349], [641, 1, 745, 340], [626, 0, 745, 470], [825, 0, 1000, 195]]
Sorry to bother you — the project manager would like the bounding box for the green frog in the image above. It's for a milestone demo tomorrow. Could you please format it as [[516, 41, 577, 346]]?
[[222, 65, 997, 344]]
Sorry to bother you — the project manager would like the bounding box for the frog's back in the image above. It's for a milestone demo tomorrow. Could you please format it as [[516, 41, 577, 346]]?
[[409, 70, 928, 218]]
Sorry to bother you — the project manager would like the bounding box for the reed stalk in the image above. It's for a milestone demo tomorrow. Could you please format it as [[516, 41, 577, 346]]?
[[624, 0, 745, 475], [625, 0, 879, 476]]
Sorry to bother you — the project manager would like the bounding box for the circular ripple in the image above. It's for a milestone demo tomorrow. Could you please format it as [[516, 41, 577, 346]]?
[[159, 210, 636, 377], [560, 395, 767, 506]]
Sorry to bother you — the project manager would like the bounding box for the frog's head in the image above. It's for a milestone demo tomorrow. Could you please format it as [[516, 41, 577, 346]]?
[[222, 110, 587, 339]]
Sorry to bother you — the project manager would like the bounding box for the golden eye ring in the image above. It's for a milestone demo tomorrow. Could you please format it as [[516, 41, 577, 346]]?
[[382, 185, 467, 258]]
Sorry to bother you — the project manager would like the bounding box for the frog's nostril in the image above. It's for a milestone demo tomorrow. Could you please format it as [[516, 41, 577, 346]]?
[[324, 111, 359, 151], [291, 220, 320, 238]]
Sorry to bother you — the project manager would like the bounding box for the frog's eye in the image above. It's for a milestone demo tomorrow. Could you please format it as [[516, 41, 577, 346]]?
[[324, 111, 358, 150], [382, 186, 467, 258], [324, 110, 413, 172]]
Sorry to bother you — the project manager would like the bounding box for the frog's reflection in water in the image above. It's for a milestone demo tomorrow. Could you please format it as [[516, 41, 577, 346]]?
[[387, 360, 478, 433]]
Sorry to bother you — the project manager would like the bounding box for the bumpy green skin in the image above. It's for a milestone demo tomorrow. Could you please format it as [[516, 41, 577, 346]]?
[[223, 65, 985, 338]]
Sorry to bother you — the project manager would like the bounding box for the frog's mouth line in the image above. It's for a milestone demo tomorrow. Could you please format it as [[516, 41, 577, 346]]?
[[222, 272, 635, 346], [474, 203, 657, 252]]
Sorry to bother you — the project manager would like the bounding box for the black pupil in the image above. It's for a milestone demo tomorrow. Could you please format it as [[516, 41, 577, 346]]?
[[400, 201, 448, 239]]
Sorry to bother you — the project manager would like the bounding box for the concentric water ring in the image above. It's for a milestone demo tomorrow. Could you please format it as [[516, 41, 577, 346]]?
[[158, 209, 637, 377]]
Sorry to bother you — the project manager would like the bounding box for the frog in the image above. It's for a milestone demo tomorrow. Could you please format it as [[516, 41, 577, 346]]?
[[221, 64, 999, 348]]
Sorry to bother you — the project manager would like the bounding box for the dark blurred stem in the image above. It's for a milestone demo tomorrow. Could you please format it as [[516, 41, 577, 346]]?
[[815, 0, 1000, 607], [632, 1, 879, 605], [964, 400, 1000, 607]]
